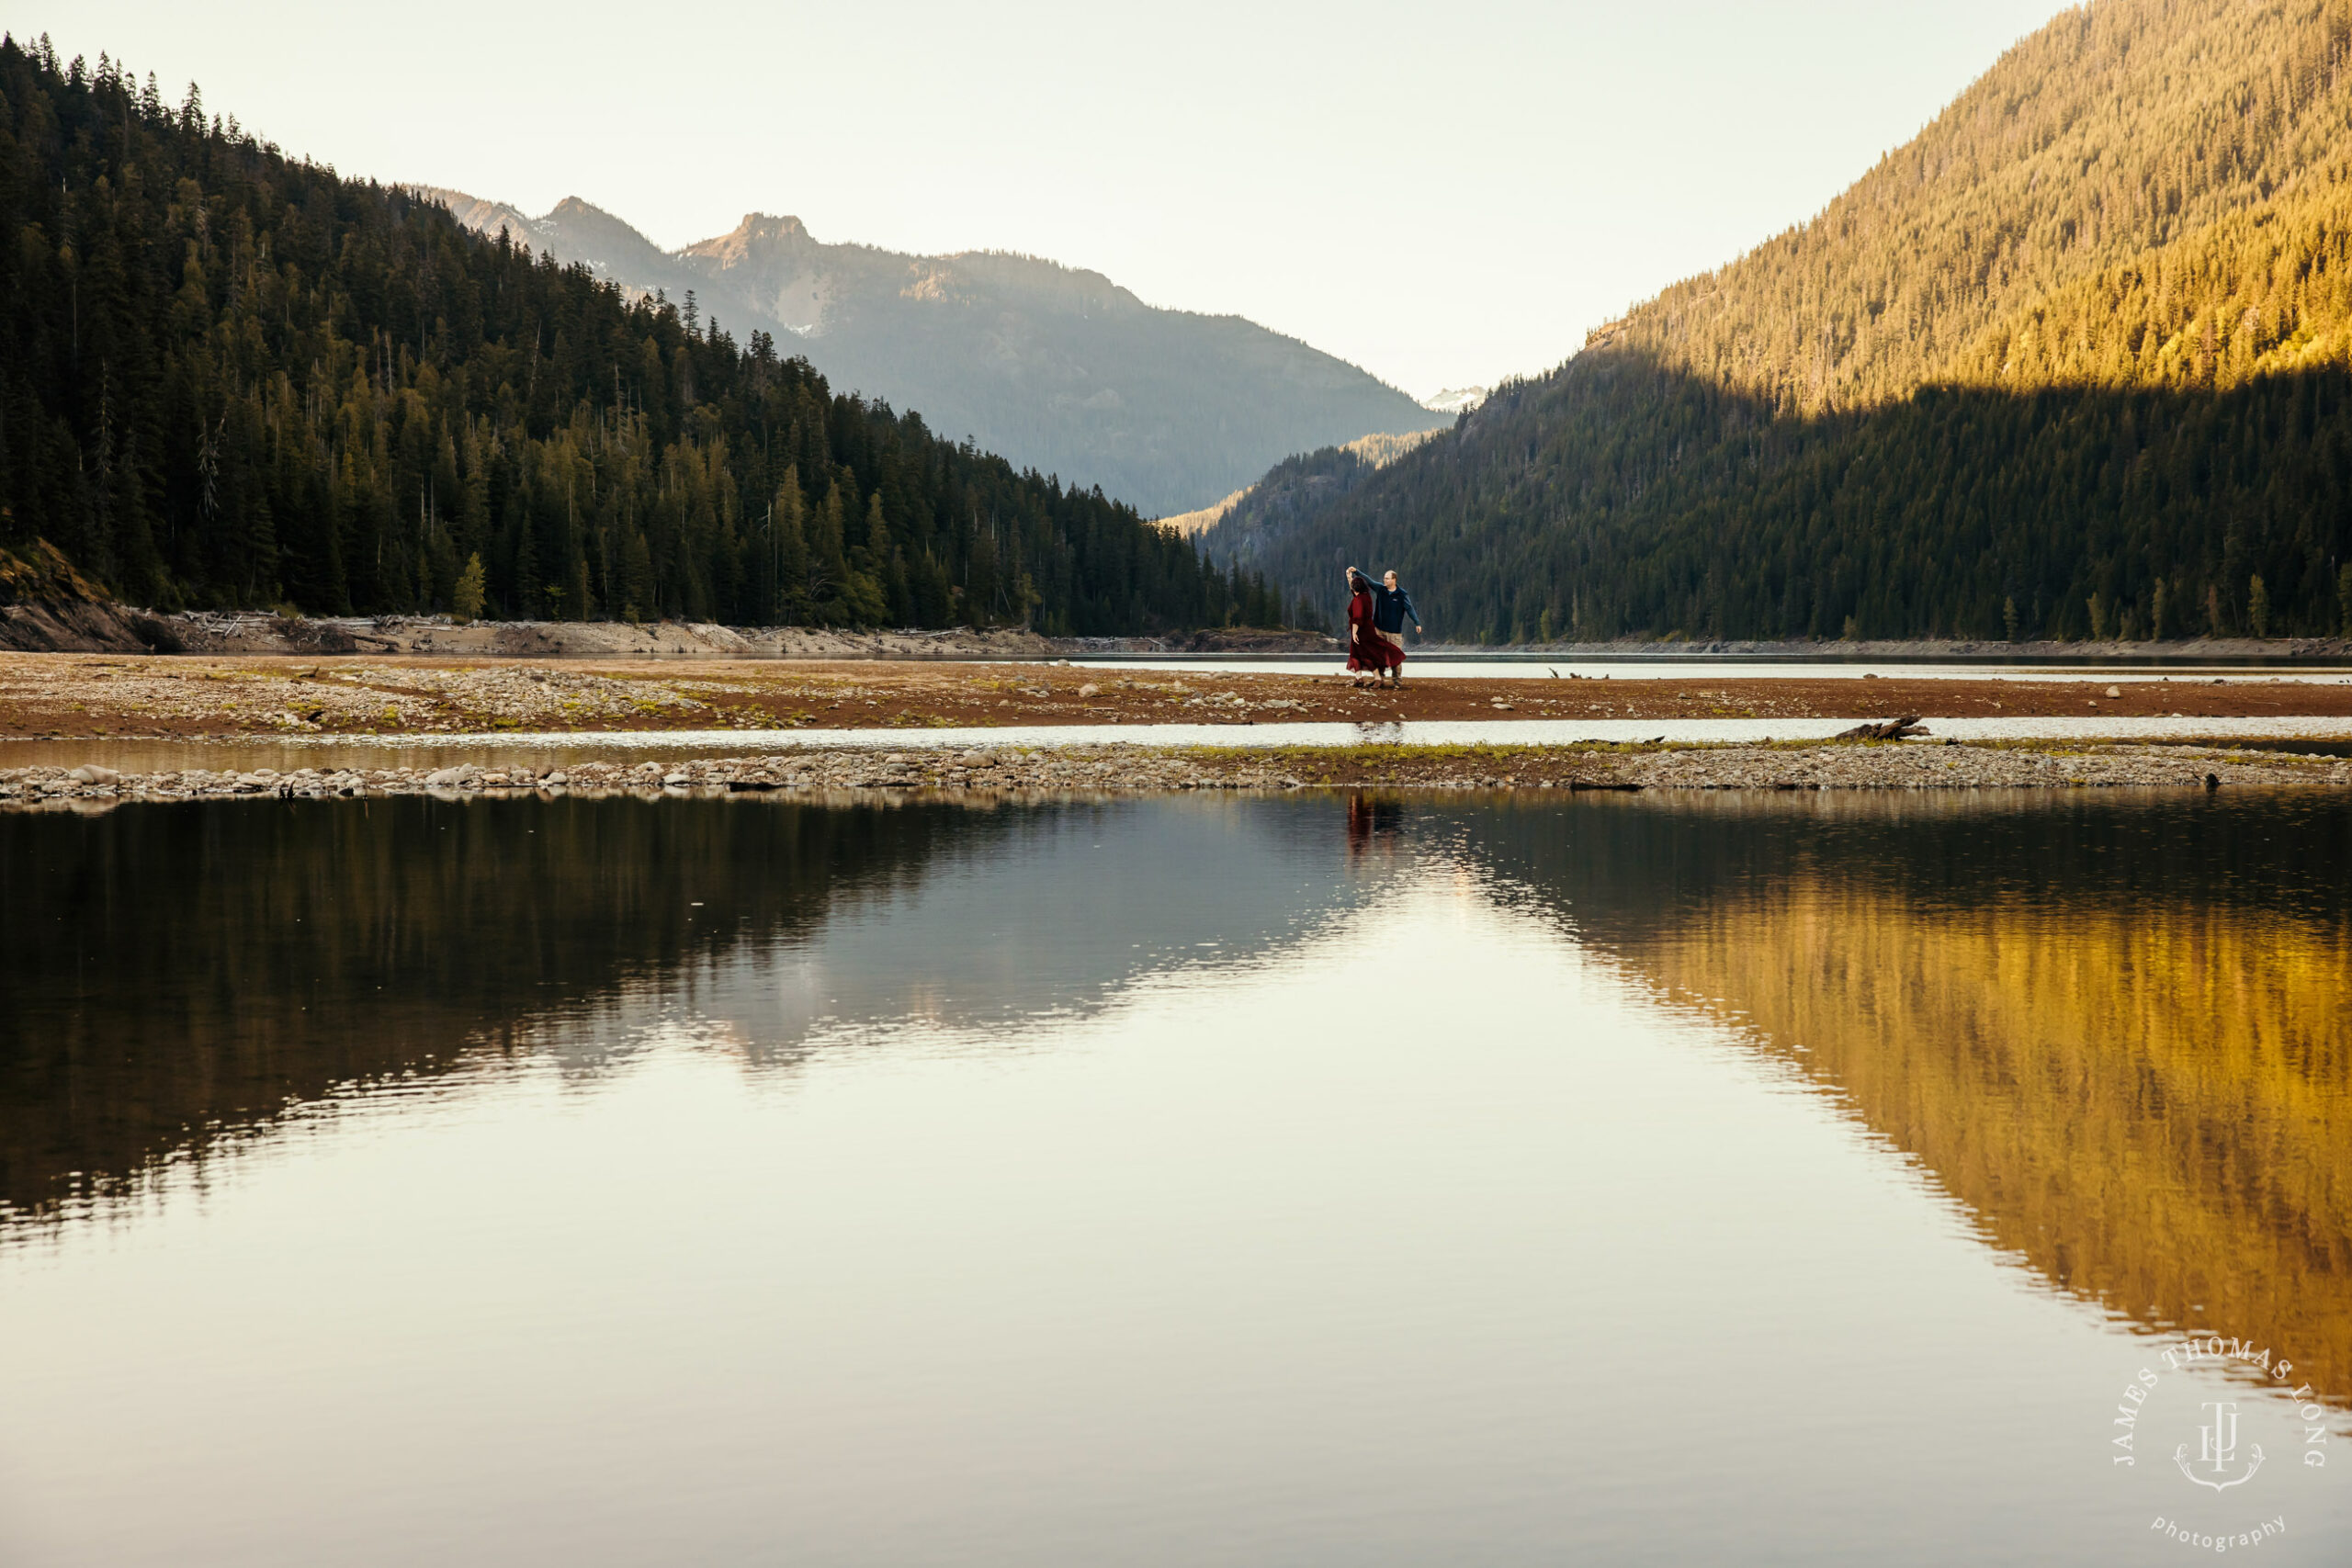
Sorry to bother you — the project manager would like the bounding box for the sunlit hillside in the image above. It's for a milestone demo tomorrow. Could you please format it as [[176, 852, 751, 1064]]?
[[1230, 0, 2352, 644], [1605, 0, 2352, 409]]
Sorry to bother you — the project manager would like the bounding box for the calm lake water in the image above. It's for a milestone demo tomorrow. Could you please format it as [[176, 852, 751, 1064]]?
[[2, 791, 2347, 1564]]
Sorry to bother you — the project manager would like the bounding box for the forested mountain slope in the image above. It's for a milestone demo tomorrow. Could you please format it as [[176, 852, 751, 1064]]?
[[0, 38, 1282, 631], [418, 189, 1449, 518], [1163, 426, 1447, 539], [1220, 0, 2352, 642]]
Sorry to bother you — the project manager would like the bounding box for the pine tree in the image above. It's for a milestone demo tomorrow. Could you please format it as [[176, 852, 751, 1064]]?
[[452, 553, 487, 623], [769, 469, 809, 623], [807, 482, 849, 624], [619, 532, 654, 623], [966, 525, 1001, 626]]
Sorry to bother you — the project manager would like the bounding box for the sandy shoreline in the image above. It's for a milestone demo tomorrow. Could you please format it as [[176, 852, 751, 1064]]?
[[5, 651, 2352, 739]]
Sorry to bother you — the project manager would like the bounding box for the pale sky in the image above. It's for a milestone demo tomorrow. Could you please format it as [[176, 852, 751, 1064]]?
[[22, 0, 2069, 400]]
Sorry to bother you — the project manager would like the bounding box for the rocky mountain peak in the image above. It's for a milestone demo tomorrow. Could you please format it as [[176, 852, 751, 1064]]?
[[417, 185, 1444, 513], [682, 213, 815, 265]]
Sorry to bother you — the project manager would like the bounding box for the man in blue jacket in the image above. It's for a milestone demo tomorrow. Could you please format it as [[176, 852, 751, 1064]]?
[[1371, 570, 1423, 688]]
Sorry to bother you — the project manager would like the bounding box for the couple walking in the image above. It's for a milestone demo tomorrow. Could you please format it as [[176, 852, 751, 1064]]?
[[1345, 567, 1422, 688]]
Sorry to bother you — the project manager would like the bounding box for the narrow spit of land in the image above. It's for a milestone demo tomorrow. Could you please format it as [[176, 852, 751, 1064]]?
[[7, 740, 2348, 809], [3, 653, 2351, 738]]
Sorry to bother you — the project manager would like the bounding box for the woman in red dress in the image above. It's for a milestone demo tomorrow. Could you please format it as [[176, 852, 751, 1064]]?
[[1344, 568, 1402, 687]]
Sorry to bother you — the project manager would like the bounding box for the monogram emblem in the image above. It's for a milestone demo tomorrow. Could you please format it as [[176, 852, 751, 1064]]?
[[2174, 1401, 2266, 1492]]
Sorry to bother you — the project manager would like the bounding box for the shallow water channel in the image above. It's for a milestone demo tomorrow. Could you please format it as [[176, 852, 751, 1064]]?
[[7, 710, 2352, 778], [2, 791, 2347, 1564]]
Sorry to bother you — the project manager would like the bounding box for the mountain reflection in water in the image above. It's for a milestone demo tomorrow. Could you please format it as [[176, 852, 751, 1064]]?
[[1459, 791, 2352, 1404], [0, 795, 1383, 1226], [4, 788, 2346, 1412]]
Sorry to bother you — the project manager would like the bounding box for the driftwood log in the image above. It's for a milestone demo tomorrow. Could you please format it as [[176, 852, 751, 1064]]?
[[1834, 716, 1931, 740]]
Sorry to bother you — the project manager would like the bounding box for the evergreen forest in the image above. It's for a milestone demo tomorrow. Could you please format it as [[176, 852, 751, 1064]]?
[[1216, 0, 2352, 642], [0, 36, 1292, 632]]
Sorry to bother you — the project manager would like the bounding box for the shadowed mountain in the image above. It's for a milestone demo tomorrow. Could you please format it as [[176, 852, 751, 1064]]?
[[416, 189, 1448, 518], [1228, 357, 2352, 641], [1163, 426, 1449, 541]]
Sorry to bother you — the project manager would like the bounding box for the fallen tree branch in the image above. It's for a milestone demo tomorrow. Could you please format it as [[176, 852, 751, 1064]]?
[[1834, 716, 1930, 739]]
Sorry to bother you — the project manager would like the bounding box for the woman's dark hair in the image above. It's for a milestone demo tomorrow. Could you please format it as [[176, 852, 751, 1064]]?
[[1348, 569, 1369, 592]]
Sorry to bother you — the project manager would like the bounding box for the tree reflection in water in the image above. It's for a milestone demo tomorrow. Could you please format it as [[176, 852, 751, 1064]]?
[[1458, 790, 2352, 1404], [0, 795, 1379, 1228]]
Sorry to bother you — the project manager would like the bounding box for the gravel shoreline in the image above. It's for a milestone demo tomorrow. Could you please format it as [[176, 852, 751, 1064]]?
[[6, 650, 2352, 741], [6, 740, 2347, 809]]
